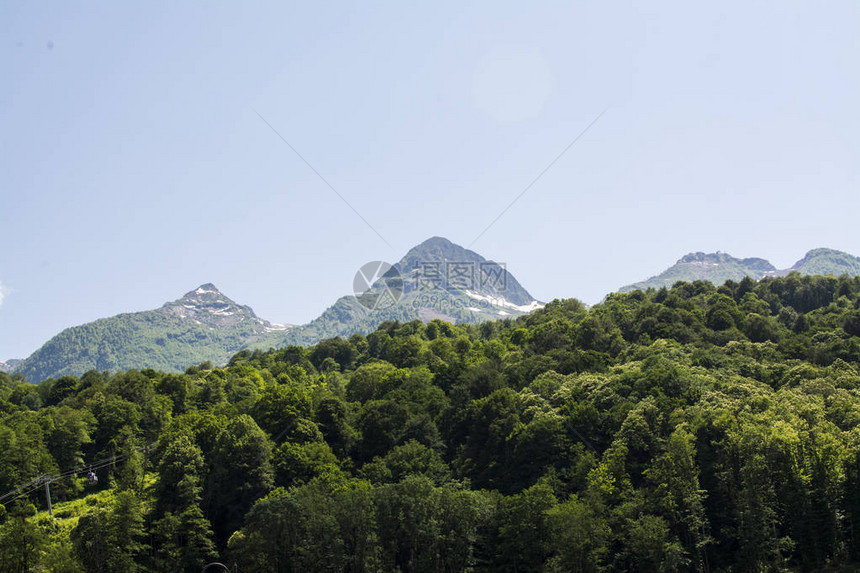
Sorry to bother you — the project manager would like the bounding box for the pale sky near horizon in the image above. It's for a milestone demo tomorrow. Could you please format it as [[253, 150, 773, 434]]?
[[1, 1, 858, 360]]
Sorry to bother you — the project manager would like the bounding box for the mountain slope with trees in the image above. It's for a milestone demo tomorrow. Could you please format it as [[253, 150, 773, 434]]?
[[791, 247, 860, 276], [13, 284, 288, 384], [3, 272, 860, 570]]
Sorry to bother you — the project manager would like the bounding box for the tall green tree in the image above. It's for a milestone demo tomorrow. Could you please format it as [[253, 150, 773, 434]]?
[[206, 414, 274, 543]]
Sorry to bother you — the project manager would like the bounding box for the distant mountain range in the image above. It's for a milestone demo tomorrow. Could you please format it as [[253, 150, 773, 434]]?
[[13, 237, 542, 382], [15, 242, 860, 383], [619, 248, 860, 292]]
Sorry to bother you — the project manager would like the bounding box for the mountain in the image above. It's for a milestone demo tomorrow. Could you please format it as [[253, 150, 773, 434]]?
[[268, 237, 543, 346], [0, 359, 21, 373], [619, 252, 776, 293], [14, 284, 289, 383], [619, 248, 860, 292], [15, 238, 542, 382], [789, 248, 860, 276]]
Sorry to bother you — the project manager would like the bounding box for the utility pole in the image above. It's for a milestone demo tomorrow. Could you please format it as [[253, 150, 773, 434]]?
[[43, 475, 53, 517]]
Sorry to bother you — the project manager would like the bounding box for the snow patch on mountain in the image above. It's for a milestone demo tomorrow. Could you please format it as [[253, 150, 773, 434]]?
[[463, 290, 544, 312]]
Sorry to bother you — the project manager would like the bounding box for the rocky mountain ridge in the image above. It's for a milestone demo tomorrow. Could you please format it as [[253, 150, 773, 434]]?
[[620, 247, 860, 292]]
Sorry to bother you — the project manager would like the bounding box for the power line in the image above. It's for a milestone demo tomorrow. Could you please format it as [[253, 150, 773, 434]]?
[[0, 477, 44, 504], [0, 443, 152, 505]]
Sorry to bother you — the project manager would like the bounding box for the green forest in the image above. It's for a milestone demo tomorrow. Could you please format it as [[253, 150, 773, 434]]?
[[3, 273, 860, 572]]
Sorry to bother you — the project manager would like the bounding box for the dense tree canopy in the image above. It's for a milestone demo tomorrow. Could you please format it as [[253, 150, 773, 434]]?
[[2, 273, 860, 571]]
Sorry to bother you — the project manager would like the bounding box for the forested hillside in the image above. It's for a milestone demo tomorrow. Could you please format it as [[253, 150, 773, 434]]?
[[14, 285, 289, 383], [3, 272, 860, 571]]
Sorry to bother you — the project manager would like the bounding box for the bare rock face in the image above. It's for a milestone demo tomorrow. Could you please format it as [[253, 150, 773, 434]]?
[[159, 284, 265, 328]]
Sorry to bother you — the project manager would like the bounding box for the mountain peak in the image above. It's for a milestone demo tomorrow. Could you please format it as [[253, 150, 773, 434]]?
[[182, 283, 221, 298], [399, 237, 474, 266], [163, 284, 261, 326], [674, 252, 775, 272], [620, 251, 777, 292], [393, 237, 536, 306], [791, 248, 860, 275], [15, 282, 289, 381], [677, 252, 730, 265], [414, 236, 456, 250]]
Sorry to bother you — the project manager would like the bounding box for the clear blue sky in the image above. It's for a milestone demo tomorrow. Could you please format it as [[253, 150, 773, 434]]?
[[1, 1, 858, 360]]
